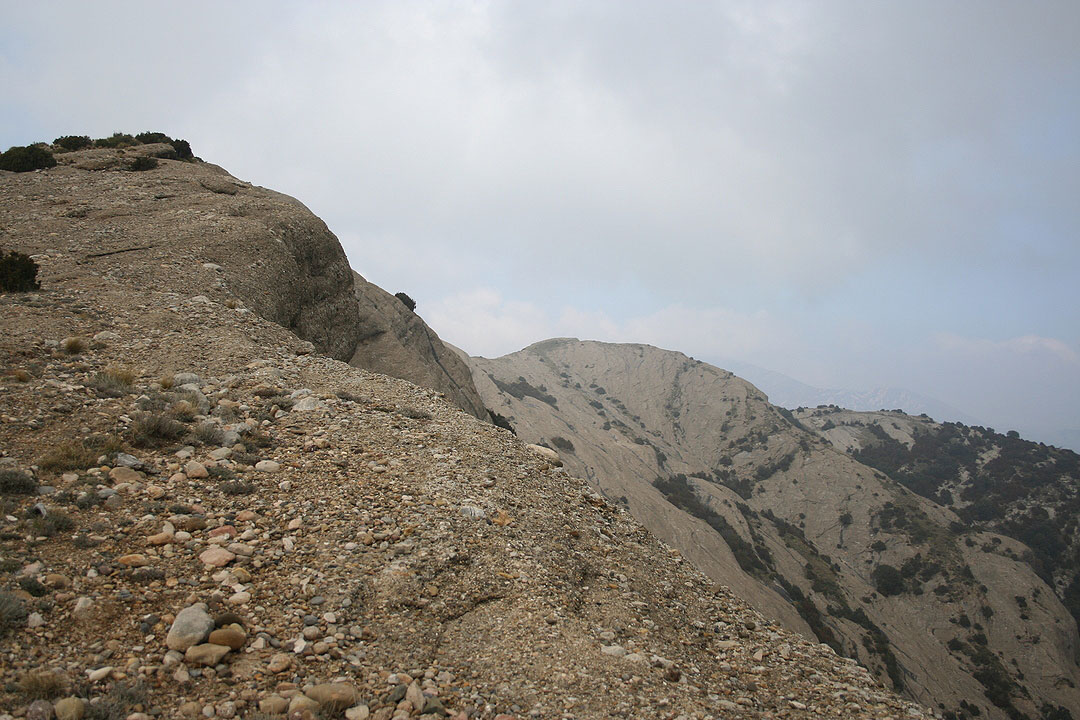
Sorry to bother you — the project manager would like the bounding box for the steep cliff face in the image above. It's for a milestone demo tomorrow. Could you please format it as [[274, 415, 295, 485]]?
[[467, 338, 1080, 720], [0, 142, 485, 418], [350, 272, 488, 419]]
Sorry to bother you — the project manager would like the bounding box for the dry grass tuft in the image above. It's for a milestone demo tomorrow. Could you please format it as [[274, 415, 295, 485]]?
[[159, 374, 175, 389], [40, 441, 100, 472], [60, 336, 88, 354], [130, 412, 187, 447], [89, 367, 136, 397], [19, 671, 67, 700]]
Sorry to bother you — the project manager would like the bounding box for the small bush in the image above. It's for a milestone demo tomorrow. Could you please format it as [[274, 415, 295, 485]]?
[[89, 368, 135, 398], [61, 337, 88, 354], [159, 374, 175, 389], [550, 436, 575, 452], [169, 400, 196, 421], [134, 131, 172, 144], [127, 156, 158, 171], [93, 133, 136, 148], [0, 145, 57, 172], [130, 413, 186, 446], [208, 465, 236, 481], [395, 292, 416, 312], [0, 470, 36, 495], [872, 564, 905, 596], [18, 576, 48, 597], [40, 442, 99, 472], [53, 135, 93, 151], [31, 509, 76, 537], [230, 451, 260, 466], [0, 590, 28, 637], [171, 139, 193, 159], [219, 481, 254, 495], [0, 250, 42, 292], [85, 680, 147, 720], [192, 423, 224, 446], [83, 434, 124, 456]]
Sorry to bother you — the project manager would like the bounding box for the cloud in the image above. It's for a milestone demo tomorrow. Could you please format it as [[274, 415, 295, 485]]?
[[2, 1, 1078, 447], [425, 289, 793, 366]]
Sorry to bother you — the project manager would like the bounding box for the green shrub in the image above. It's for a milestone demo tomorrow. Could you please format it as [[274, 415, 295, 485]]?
[[53, 135, 93, 151], [171, 138, 193, 159], [134, 131, 172, 144], [219, 480, 254, 495], [127, 156, 158, 171], [0, 470, 36, 495], [395, 292, 416, 312], [94, 132, 136, 148], [872, 564, 905, 596], [31, 509, 76, 537], [0, 145, 56, 172], [130, 412, 186, 446], [0, 250, 42, 292], [192, 422, 224, 446], [40, 442, 99, 472], [0, 590, 27, 637]]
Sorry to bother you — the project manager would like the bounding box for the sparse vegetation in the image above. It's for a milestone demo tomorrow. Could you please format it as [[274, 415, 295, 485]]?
[[871, 564, 905, 596], [489, 375, 558, 408], [89, 367, 136, 397], [19, 671, 66, 700], [0, 590, 28, 637], [395, 292, 416, 312], [61, 336, 88, 354], [0, 144, 57, 172], [0, 469, 36, 494], [192, 422, 224, 446], [130, 412, 187, 446], [488, 409, 516, 434], [31, 508, 76, 537], [0, 249, 42, 292], [53, 135, 93, 151], [40, 441, 100, 472], [94, 132, 137, 148], [127, 155, 158, 171], [219, 480, 255, 495], [550, 436, 575, 452]]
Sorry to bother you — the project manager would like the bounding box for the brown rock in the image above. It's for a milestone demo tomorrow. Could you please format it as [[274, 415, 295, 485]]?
[[185, 461, 209, 478], [307, 682, 358, 708], [199, 546, 235, 567], [184, 642, 231, 666], [208, 626, 246, 650], [108, 466, 140, 484]]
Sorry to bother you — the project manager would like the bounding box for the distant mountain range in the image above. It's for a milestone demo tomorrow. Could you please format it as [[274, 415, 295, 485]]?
[[719, 360, 1080, 453], [717, 360, 983, 426]]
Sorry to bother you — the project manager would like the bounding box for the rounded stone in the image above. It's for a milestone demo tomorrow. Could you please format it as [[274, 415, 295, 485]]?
[[166, 605, 215, 651]]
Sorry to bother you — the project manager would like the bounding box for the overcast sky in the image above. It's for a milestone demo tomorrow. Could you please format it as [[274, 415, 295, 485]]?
[[3, 1, 1078, 448]]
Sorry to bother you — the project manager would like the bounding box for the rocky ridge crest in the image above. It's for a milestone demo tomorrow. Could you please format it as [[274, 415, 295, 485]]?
[[0, 148, 927, 718]]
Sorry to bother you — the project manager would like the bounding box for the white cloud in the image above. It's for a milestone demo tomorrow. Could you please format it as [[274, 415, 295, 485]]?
[[425, 289, 793, 366]]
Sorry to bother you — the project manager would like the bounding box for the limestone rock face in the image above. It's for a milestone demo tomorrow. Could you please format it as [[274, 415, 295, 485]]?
[[0, 147, 484, 417], [349, 271, 486, 419], [468, 338, 1080, 720]]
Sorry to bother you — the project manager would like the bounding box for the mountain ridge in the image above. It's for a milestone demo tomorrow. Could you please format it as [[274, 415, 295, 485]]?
[[467, 337, 1080, 720]]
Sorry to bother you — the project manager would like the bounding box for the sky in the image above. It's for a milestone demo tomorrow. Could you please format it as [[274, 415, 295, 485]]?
[[2, 1, 1078, 448]]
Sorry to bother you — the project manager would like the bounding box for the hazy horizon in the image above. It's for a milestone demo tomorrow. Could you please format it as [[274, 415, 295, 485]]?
[[2, 1, 1077, 449]]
